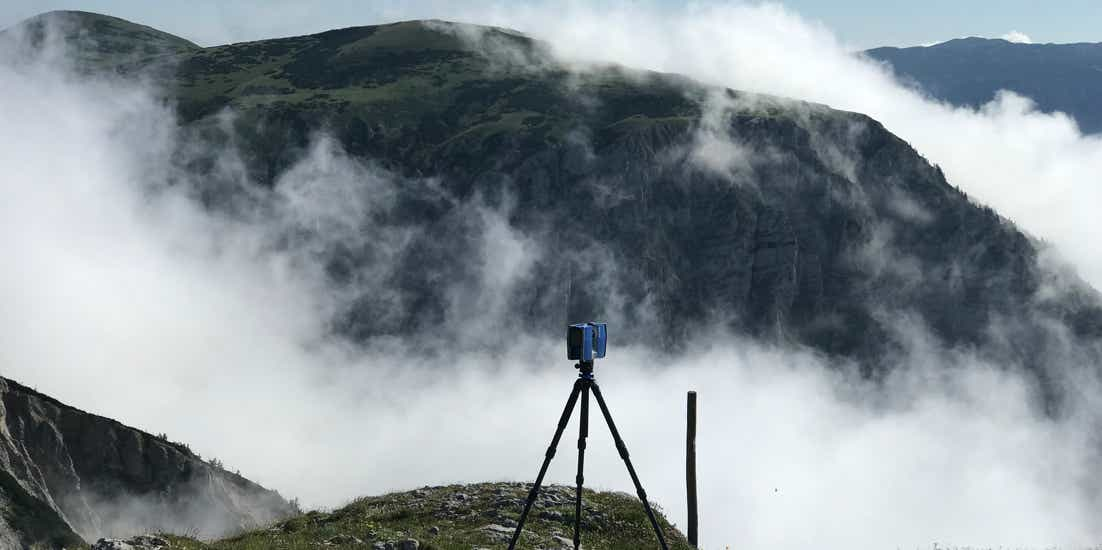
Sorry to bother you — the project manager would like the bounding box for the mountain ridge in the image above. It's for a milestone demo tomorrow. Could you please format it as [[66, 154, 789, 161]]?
[[9, 10, 1102, 377], [865, 37, 1102, 133]]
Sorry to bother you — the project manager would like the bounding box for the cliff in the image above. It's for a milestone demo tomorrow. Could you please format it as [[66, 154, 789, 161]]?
[[0, 378, 295, 547]]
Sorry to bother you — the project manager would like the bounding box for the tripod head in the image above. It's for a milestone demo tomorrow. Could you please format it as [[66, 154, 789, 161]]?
[[575, 360, 595, 380]]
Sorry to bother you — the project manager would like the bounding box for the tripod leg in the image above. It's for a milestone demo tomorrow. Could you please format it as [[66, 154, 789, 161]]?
[[508, 379, 583, 550], [572, 381, 590, 550], [590, 382, 670, 550]]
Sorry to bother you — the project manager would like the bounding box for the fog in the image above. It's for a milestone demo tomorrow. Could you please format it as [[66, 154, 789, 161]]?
[[3, 4, 1102, 549], [425, 2, 1102, 297]]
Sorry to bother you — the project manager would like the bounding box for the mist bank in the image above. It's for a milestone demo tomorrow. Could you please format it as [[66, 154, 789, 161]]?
[[434, 2, 1102, 301], [2, 8, 1102, 550]]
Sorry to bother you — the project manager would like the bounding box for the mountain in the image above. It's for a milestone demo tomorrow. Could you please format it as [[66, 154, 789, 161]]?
[[155, 483, 691, 550], [0, 377, 295, 547], [865, 37, 1102, 134], [5, 10, 198, 71], [10, 11, 1102, 382]]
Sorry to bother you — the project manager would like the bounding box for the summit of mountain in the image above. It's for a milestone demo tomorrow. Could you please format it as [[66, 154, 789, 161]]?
[[1, 10, 199, 70]]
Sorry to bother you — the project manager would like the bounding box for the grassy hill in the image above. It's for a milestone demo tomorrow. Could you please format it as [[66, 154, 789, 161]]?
[[116, 483, 691, 550], [4, 10, 199, 71]]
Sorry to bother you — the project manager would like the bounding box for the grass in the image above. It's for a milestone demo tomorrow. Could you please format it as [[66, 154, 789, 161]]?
[[99, 483, 692, 550]]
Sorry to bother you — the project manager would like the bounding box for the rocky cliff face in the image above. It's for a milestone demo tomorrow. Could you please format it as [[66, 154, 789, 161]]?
[[4, 13, 1087, 381], [136, 19, 1101, 375], [7, 13, 1102, 382], [0, 377, 295, 547]]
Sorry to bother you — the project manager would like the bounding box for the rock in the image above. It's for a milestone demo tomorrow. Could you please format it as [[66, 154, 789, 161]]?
[[539, 509, 566, 522], [133, 536, 170, 547], [480, 524, 514, 542], [92, 541, 135, 550], [492, 497, 521, 509], [552, 535, 573, 548], [428, 526, 440, 535], [91, 536, 169, 550], [398, 539, 419, 550], [0, 378, 296, 544], [371, 543, 387, 550], [325, 534, 363, 545]]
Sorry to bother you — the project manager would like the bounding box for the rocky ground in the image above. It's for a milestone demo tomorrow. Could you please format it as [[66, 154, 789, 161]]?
[[87, 482, 692, 550]]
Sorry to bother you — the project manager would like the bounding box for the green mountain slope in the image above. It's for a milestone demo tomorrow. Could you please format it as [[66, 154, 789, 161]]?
[[2, 10, 198, 70], [10, 12, 1099, 380]]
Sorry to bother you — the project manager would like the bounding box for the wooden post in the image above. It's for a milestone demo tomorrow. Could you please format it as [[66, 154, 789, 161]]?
[[687, 391, 698, 548]]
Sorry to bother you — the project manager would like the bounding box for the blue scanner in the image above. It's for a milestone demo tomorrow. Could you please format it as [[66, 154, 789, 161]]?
[[567, 322, 607, 361]]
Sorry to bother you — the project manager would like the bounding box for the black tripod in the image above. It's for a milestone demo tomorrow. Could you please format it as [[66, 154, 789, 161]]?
[[508, 361, 670, 550]]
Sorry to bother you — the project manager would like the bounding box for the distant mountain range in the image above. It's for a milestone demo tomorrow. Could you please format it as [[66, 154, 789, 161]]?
[[866, 37, 1102, 134]]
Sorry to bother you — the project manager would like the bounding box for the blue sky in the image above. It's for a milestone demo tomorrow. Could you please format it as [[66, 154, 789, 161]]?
[[778, 0, 1102, 47], [1, 0, 1099, 49]]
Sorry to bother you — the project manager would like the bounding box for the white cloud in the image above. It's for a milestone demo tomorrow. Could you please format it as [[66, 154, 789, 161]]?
[[1002, 30, 1034, 44], [433, 2, 1102, 293]]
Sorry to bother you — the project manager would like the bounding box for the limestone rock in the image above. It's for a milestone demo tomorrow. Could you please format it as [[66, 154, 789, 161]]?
[[0, 378, 298, 545], [91, 535, 169, 550]]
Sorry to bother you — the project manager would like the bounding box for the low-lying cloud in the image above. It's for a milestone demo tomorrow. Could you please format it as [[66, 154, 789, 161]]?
[[1002, 30, 1035, 44], [433, 2, 1102, 296], [3, 4, 1102, 550]]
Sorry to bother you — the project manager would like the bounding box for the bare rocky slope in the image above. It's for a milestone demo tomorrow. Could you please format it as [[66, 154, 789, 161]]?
[[0, 378, 295, 548]]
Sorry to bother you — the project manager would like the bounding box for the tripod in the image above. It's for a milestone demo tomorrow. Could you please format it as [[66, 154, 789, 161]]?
[[507, 361, 670, 550]]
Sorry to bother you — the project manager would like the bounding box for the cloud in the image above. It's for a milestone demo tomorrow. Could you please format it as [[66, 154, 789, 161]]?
[[431, 2, 1102, 295], [687, 90, 759, 180], [3, 4, 1102, 550], [1002, 30, 1034, 44]]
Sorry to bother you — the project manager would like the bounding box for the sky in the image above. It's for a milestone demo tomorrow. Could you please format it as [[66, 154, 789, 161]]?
[[0, 0, 1100, 49]]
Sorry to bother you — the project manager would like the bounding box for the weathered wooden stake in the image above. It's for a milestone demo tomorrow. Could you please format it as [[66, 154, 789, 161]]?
[[687, 390, 698, 548]]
